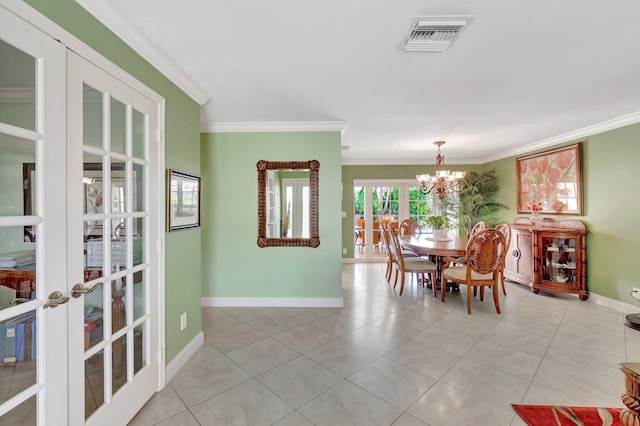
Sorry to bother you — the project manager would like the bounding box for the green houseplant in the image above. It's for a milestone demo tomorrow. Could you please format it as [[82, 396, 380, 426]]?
[[424, 215, 451, 231], [425, 215, 452, 239], [443, 168, 509, 238]]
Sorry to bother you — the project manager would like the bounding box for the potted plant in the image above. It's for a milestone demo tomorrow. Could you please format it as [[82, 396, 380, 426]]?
[[442, 168, 509, 238], [425, 215, 451, 239]]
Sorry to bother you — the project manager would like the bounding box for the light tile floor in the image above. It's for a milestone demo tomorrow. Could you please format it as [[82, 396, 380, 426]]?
[[129, 263, 640, 425]]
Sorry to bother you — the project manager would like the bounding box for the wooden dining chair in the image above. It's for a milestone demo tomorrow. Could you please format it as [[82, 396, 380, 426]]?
[[476, 222, 511, 299], [441, 228, 506, 314], [387, 225, 437, 296], [495, 222, 511, 296], [399, 219, 421, 236], [380, 222, 418, 282], [470, 220, 487, 238], [451, 220, 487, 269]]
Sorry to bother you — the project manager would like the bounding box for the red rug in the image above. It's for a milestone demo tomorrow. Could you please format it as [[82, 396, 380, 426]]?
[[512, 404, 623, 426]]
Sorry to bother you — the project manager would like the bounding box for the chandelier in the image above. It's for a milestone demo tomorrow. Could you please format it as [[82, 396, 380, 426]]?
[[416, 141, 466, 199]]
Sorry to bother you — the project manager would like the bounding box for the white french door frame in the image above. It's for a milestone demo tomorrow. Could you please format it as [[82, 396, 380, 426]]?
[[353, 179, 418, 262], [1, 0, 167, 422]]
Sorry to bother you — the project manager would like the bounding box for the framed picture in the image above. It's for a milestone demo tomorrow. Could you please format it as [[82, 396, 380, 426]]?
[[516, 143, 583, 215], [167, 169, 201, 231]]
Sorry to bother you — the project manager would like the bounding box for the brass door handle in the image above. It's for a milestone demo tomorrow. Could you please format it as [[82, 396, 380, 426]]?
[[71, 282, 101, 298], [43, 291, 69, 309]]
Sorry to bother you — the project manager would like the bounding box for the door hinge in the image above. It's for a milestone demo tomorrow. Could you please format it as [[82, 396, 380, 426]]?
[[156, 128, 163, 145], [157, 239, 162, 253], [157, 348, 164, 364]]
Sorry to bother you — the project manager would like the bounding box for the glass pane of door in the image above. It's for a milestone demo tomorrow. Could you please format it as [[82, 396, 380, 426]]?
[[408, 186, 432, 230]]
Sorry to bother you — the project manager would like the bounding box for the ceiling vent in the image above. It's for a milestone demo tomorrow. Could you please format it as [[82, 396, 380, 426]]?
[[403, 16, 474, 52]]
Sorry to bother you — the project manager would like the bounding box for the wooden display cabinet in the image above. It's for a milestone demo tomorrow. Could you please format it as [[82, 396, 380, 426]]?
[[504, 217, 588, 300], [504, 220, 534, 286]]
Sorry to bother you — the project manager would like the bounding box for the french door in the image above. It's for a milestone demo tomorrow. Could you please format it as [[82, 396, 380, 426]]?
[[353, 180, 432, 261], [0, 7, 161, 424], [66, 51, 160, 425]]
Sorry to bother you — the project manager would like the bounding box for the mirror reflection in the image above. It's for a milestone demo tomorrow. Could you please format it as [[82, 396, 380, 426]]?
[[265, 169, 310, 238], [257, 160, 319, 248]]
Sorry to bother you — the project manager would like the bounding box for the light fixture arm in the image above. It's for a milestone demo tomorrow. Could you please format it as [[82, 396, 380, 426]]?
[[416, 141, 466, 199]]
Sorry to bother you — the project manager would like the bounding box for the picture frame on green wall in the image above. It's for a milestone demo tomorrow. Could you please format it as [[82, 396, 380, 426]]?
[[167, 169, 201, 232], [516, 143, 583, 215]]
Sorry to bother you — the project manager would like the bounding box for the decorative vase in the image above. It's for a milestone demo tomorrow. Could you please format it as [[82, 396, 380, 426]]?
[[434, 229, 447, 240], [530, 210, 541, 226]]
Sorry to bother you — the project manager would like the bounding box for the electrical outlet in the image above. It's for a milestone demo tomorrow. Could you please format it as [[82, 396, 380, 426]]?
[[342, 248, 347, 255], [180, 312, 187, 330], [632, 288, 640, 302]]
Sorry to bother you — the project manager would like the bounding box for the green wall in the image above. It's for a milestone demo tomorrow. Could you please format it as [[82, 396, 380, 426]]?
[[486, 123, 640, 305], [24, 0, 202, 362], [341, 164, 485, 258], [201, 132, 343, 301]]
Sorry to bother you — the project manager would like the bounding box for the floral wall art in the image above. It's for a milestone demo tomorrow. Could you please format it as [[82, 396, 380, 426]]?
[[516, 143, 583, 215]]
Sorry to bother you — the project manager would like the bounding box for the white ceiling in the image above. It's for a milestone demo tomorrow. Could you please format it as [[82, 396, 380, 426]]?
[[77, 0, 640, 165]]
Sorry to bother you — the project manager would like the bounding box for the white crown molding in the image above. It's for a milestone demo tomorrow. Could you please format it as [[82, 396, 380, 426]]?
[[482, 111, 640, 163], [202, 121, 348, 134], [74, 0, 209, 105], [342, 111, 640, 166], [341, 157, 483, 166], [201, 297, 344, 308]]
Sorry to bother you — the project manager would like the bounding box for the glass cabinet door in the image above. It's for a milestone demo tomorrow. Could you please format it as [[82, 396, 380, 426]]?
[[541, 236, 577, 284]]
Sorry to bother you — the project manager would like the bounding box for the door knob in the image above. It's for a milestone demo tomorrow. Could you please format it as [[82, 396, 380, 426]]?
[[71, 282, 101, 298], [43, 291, 69, 309]]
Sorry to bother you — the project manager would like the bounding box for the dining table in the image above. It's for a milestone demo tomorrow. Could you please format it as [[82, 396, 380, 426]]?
[[399, 233, 469, 289]]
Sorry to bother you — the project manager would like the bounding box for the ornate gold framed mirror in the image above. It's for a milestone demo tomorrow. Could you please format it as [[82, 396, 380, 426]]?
[[257, 160, 320, 247]]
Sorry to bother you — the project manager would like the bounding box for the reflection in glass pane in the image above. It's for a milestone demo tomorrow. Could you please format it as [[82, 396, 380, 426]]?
[[132, 163, 145, 213], [112, 237, 128, 273], [83, 288, 104, 350], [0, 311, 37, 405], [302, 187, 309, 238], [112, 335, 127, 394], [0, 226, 36, 310], [83, 84, 103, 149], [0, 134, 36, 217], [0, 394, 36, 425], [134, 323, 144, 375], [83, 153, 104, 215], [110, 98, 126, 154], [0, 40, 36, 131], [84, 221, 104, 282], [111, 160, 127, 214], [85, 349, 104, 420], [133, 218, 145, 267], [133, 269, 146, 321], [132, 108, 145, 159], [111, 276, 126, 333]]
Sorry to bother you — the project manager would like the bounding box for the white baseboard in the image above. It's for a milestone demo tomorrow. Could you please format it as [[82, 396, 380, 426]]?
[[342, 258, 356, 263], [589, 292, 638, 315], [164, 331, 204, 385], [201, 297, 344, 308]]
